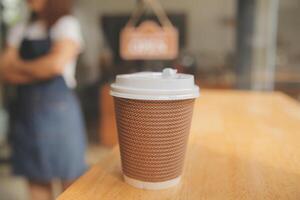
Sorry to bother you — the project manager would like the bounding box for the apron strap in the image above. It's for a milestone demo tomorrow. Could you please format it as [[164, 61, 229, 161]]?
[[21, 21, 52, 42]]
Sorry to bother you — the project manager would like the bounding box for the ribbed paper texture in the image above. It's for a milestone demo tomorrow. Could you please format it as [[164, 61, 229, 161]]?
[[114, 97, 194, 182]]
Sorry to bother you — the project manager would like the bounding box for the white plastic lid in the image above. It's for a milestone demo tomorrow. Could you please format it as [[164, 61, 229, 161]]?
[[110, 68, 200, 100]]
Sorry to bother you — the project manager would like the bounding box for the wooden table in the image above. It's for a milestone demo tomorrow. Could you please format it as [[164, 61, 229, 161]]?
[[58, 90, 300, 200]]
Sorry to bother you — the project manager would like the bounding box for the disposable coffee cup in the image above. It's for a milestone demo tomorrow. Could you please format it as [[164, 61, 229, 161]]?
[[110, 68, 199, 190]]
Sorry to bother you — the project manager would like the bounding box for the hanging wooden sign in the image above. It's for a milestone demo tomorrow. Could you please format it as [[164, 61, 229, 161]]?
[[120, 21, 178, 60], [120, 0, 179, 60]]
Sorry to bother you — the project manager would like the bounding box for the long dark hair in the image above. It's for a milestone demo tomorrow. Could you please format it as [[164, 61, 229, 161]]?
[[30, 0, 73, 28]]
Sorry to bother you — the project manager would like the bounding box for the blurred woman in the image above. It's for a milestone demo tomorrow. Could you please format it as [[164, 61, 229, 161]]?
[[0, 0, 86, 199]]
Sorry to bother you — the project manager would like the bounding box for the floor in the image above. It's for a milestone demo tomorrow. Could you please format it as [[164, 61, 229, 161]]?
[[0, 143, 113, 200]]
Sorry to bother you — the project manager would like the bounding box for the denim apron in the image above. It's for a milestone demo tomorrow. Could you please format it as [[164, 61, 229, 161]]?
[[10, 33, 87, 182]]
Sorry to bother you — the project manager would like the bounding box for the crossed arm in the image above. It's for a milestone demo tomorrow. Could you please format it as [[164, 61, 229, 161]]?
[[0, 39, 80, 85]]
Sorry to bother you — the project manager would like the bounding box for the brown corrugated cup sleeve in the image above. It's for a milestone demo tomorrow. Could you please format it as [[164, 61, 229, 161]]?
[[114, 97, 195, 182]]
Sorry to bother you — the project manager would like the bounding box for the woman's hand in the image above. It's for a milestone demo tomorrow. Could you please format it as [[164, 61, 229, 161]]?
[[1, 38, 80, 83], [15, 39, 80, 79], [0, 47, 34, 84], [10, 55, 23, 70]]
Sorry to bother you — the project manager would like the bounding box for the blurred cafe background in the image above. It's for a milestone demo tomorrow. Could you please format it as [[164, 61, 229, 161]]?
[[0, 0, 300, 199]]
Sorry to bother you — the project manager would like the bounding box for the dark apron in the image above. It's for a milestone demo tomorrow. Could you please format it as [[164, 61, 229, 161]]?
[[10, 34, 87, 182]]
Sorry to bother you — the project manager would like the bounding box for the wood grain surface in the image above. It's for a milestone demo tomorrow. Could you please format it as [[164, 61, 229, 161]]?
[[57, 90, 300, 200]]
